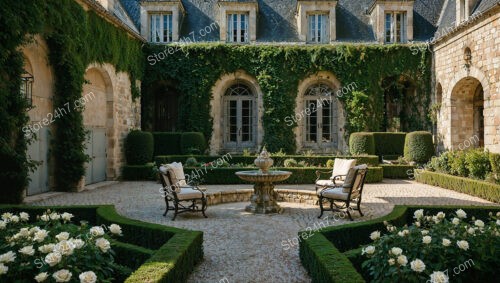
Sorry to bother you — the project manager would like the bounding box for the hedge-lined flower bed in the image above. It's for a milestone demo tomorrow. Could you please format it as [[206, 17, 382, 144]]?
[[380, 164, 416, 179], [299, 205, 500, 283], [0, 205, 203, 283]]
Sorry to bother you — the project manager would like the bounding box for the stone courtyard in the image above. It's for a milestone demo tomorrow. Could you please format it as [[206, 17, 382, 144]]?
[[28, 180, 498, 283]]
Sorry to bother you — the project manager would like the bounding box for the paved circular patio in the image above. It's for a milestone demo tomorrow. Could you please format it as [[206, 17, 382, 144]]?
[[29, 180, 497, 283]]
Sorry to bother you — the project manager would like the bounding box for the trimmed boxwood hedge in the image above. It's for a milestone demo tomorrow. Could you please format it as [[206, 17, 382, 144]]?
[[299, 205, 500, 283], [404, 131, 434, 163], [152, 132, 182, 156], [125, 131, 154, 165], [180, 132, 207, 155], [380, 164, 415, 179], [349, 133, 375, 155], [372, 132, 406, 158], [415, 170, 500, 203], [122, 163, 157, 181], [0, 205, 203, 283]]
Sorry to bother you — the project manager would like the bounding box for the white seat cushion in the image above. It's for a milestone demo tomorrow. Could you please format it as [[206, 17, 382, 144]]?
[[319, 187, 349, 201], [331, 159, 356, 180], [176, 187, 205, 200], [316, 179, 344, 187]]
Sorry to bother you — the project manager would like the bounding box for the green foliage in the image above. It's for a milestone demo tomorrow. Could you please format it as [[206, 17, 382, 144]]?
[[152, 132, 182, 156], [489, 153, 500, 183], [449, 150, 469, 177], [427, 151, 453, 174], [122, 163, 156, 181], [404, 131, 434, 163], [372, 132, 406, 157], [284, 158, 298, 167], [465, 148, 491, 180], [185, 157, 199, 167], [415, 171, 500, 203], [326, 159, 335, 168], [125, 131, 154, 165], [380, 164, 415, 179], [349, 132, 376, 155], [180, 132, 207, 155], [143, 44, 431, 153]]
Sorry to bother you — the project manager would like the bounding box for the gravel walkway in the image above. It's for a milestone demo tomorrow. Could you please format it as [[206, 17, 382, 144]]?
[[29, 180, 497, 283]]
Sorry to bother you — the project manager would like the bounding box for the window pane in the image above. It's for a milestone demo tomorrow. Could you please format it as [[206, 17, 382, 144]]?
[[240, 14, 246, 42], [385, 13, 392, 43], [306, 100, 317, 142], [233, 14, 238, 42]]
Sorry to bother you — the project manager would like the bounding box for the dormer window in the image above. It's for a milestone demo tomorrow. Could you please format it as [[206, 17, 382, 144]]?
[[227, 13, 249, 43], [297, 0, 337, 43], [385, 11, 407, 43], [456, 0, 479, 26], [218, 0, 258, 43], [308, 13, 329, 43], [150, 13, 173, 43]]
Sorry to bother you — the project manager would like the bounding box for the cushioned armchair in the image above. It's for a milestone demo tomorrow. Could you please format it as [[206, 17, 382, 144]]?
[[315, 158, 356, 192], [159, 162, 207, 221], [317, 164, 368, 221]]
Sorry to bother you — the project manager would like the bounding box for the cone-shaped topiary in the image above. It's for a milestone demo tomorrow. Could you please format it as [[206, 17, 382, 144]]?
[[180, 132, 207, 155], [125, 130, 154, 165], [404, 131, 434, 163], [349, 132, 375, 155]]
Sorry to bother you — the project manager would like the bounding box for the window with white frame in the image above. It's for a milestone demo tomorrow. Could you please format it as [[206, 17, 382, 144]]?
[[227, 13, 249, 43], [307, 13, 329, 43], [150, 13, 173, 43], [385, 12, 407, 43]]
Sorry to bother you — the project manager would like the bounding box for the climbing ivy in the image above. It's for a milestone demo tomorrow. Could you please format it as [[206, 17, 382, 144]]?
[[0, 0, 143, 202], [142, 43, 431, 153]]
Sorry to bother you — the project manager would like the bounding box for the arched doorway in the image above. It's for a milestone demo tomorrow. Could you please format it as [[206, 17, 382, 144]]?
[[153, 83, 180, 131], [82, 67, 113, 185], [222, 81, 257, 151], [381, 75, 415, 132], [450, 77, 484, 148]]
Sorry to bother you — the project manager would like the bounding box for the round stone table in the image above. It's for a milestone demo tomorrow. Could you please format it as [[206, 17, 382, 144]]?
[[235, 170, 292, 214]]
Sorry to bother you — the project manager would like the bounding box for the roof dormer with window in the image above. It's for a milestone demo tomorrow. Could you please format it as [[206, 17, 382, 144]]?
[[140, 0, 185, 43], [456, 0, 480, 25], [296, 0, 338, 43], [368, 0, 414, 44], [218, 0, 258, 43]]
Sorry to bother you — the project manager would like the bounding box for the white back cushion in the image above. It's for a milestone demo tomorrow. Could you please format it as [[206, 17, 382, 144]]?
[[332, 159, 356, 179], [164, 162, 187, 186]]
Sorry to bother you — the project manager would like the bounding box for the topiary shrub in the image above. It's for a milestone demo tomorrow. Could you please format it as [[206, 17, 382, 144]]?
[[185, 157, 198, 167], [284, 158, 298, 167], [152, 132, 182, 156], [403, 131, 434, 163], [349, 132, 375, 155], [180, 132, 207, 155], [465, 148, 491, 180], [373, 132, 406, 157], [125, 131, 154, 165]]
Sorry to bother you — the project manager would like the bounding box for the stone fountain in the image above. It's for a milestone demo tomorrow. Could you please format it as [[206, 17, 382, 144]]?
[[235, 147, 292, 214]]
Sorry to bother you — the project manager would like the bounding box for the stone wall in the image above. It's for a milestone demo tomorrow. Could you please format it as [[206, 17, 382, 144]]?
[[434, 7, 499, 152]]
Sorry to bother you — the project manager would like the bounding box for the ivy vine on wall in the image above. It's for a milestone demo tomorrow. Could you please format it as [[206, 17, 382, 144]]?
[[142, 44, 431, 153]]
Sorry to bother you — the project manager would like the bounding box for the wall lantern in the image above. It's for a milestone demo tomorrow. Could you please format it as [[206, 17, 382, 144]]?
[[463, 47, 472, 71], [21, 71, 34, 107]]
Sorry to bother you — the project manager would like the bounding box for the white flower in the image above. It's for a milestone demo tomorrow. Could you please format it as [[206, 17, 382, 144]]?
[[19, 227, 30, 237], [397, 229, 409, 237], [45, 252, 62, 267], [54, 240, 75, 256], [40, 214, 50, 222], [414, 209, 424, 219], [497, 212, 500, 218], [0, 251, 16, 263], [49, 213, 61, 220], [430, 271, 449, 283], [56, 232, 70, 241], [79, 271, 97, 283], [421, 230, 429, 235], [415, 221, 421, 227], [10, 215, 19, 223], [467, 227, 475, 235], [35, 272, 49, 282], [422, 236, 432, 244], [432, 216, 441, 224], [370, 231, 381, 241], [109, 224, 122, 236], [452, 218, 460, 225], [496, 220, 500, 226], [442, 238, 451, 247], [388, 258, 395, 265], [38, 244, 55, 254], [436, 212, 445, 219], [390, 247, 402, 256], [61, 212, 74, 222], [95, 238, 110, 253], [89, 226, 105, 237], [1, 213, 13, 221], [34, 229, 49, 242], [19, 212, 30, 221], [474, 220, 485, 228], [0, 263, 8, 275], [410, 259, 425, 272], [397, 255, 408, 266], [456, 209, 467, 219], [53, 269, 72, 282], [457, 240, 469, 251], [71, 238, 85, 249], [0, 221, 6, 230], [19, 245, 35, 256], [362, 245, 375, 255]]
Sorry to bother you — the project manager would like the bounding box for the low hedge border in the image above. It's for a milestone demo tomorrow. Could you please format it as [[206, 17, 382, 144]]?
[[0, 205, 203, 283], [380, 164, 415, 179], [122, 163, 157, 181], [154, 155, 380, 167], [183, 167, 383, 184], [415, 170, 500, 203], [299, 205, 500, 283]]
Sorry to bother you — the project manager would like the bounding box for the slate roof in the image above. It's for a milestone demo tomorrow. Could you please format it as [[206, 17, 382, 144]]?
[[118, 0, 498, 43]]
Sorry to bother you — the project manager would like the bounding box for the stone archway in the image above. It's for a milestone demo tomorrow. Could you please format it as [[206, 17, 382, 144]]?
[[295, 71, 345, 153], [209, 70, 264, 155], [82, 66, 114, 185]]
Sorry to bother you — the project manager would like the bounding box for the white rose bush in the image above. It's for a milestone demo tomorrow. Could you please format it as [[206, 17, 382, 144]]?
[[0, 210, 123, 282], [361, 209, 500, 282]]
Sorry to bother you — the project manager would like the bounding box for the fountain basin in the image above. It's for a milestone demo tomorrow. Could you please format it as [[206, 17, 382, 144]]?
[[235, 170, 292, 183]]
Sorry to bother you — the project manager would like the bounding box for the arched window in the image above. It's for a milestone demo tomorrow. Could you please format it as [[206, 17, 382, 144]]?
[[223, 82, 256, 150], [303, 83, 338, 149]]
